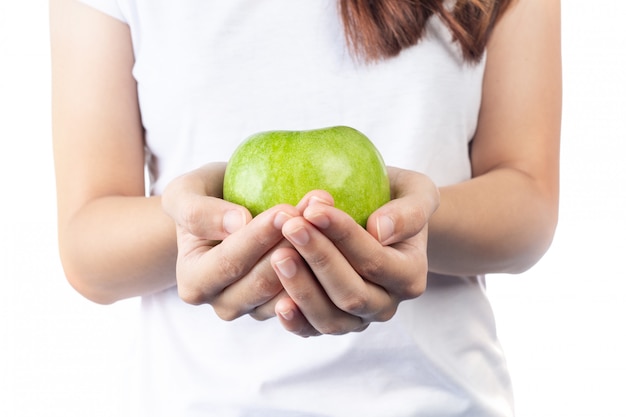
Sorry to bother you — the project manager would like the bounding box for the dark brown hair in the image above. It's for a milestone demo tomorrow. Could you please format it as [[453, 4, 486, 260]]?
[[339, 0, 514, 63]]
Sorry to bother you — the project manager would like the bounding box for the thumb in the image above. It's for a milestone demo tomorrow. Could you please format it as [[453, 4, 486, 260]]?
[[176, 195, 251, 240], [161, 163, 252, 240], [367, 167, 439, 245]]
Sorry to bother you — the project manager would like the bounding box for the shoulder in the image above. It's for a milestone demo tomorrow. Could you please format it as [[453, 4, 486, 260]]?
[[53, 0, 126, 22]]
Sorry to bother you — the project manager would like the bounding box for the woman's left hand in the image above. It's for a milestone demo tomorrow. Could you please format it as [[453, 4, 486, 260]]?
[[269, 167, 440, 337]]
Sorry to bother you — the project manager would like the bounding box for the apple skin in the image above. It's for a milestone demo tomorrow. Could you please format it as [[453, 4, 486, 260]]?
[[223, 126, 390, 227]]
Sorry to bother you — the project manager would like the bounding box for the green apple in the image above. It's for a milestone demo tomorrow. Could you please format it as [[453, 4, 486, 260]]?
[[223, 126, 390, 227]]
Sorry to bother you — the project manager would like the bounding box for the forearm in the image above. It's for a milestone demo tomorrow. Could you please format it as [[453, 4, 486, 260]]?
[[58, 195, 177, 304], [427, 167, 558, 276]]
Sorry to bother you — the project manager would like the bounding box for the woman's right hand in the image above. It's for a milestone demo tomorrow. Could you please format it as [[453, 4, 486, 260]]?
[[162, 162, 300, 320]]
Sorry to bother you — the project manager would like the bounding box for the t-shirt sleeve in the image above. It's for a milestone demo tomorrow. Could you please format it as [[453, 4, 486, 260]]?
[[79, 0, 126, 22]]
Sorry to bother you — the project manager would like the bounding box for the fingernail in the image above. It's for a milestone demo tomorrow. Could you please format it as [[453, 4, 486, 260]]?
[[279, 309, 294, 321], [308, 195, 333, 206], [275, 257, 297, 278], [273, 211, 293, 230], [377, 215, 394, 244], [223, 210, 246, 234], [304, 209, 330, 229], [286, 226, 309, 246]]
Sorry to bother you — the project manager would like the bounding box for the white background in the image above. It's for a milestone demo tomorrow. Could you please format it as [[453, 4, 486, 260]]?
[[1, 1, 625, 416]]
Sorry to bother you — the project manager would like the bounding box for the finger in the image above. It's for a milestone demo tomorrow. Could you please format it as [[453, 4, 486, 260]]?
[[213, 240, 292, 321], [274, 297, 321, 337], [271, 246, 369, 335], [302, 201, 427, 302], [176, 204, 299, 305], [249, 289, 287, 321], [279, 219, 397, 322], [295, 189, 335, 213], [367, 167, 440, 246], [162, 162, 252, 240]]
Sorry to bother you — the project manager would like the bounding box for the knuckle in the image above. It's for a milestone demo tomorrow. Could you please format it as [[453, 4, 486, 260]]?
[[180, 198, 209, 236], [406, 257, 428, 298], [176, 264, 220, 306], [401, 277, 427, 300], [329, 224, 353, 246], [374, 305, 398, 323], [249, 308, 273, 321], [212, 305, 243, 322], [337, 292, 369, 316], [250, 223, 277, 248], [177, 285, 206, 306], [250, 271, 282, 300], [306, 250, 333, 271], [358, 251, 385, 279], [413, 203, 428, 226], [290, 288, 314, 306], [218, 254, 246, 280], [398, 207, 426, 239]]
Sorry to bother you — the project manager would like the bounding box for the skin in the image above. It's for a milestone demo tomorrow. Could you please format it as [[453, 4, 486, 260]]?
[[50, 0, 561, 337]]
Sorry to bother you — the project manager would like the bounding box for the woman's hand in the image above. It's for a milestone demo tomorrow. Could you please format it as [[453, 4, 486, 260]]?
[[161, 162, 301, 320], [162, 163, 439, 337], [270, 167, 440, 337]]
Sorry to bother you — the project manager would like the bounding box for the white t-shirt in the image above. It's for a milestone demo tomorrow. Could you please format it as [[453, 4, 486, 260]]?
[[79, 1, 514, 416]]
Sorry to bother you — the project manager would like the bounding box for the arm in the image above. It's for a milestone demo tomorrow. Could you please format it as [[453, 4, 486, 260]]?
[[50, 0, 177, 303], [427, 0, 562, 275], [152, 0, 560, 337], [266, 0, 561, 336]]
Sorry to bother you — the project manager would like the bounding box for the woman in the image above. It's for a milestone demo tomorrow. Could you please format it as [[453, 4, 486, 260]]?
[[50, 0, 561, 415]]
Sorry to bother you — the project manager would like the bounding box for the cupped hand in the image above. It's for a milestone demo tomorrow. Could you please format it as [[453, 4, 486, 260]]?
[[270, 167, 440, 337], [161, 162, 300, 320]]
